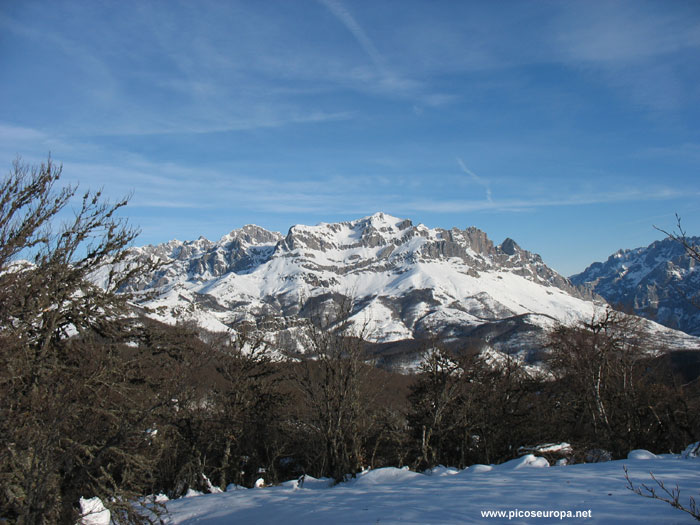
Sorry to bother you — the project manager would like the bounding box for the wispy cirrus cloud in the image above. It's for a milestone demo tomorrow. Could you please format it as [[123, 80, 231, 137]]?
[[317, 0, 449, 104], [55, 151, 688, 217], [396, 187, 688, 215], [549, 1, 700, 112], [317, 0, 385, 72], [0, 123, 48, 142], [87, 110, 354, 138], [457, 158, 493, 203], [0, 3, 360, 139], [639, 143, 700, 162]]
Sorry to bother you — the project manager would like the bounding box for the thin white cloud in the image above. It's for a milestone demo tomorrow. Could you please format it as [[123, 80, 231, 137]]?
[[552, 3, 700, 64], [457, 158, 493, 203], [398, 187, 686, 215], [549, 2, 700, 112], [18, 144, 688, 218], [317, 0, 422, 99], [0, 12, 116, 104], [318, 0, 385, 71], [88, 110, 354, 138], [0, 123, 47, 142], [640, 143, 700, 162]]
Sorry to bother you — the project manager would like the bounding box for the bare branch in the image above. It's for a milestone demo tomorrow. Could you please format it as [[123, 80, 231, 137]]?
[[625, 466, 700, 520]]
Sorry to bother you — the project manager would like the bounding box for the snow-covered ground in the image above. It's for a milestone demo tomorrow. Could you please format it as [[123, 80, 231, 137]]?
[[159, 450, 700, 524]]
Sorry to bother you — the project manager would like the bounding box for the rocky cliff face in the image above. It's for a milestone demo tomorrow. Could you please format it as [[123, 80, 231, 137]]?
[[570, 237, 700, 336], [122, 213, 697, 367]]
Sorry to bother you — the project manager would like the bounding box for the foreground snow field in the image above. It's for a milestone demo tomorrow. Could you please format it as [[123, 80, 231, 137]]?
[[163, 452, 700, 524]]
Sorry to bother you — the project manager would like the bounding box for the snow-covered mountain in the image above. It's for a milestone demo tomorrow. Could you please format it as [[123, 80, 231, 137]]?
[[570, 237, 700, 336], [124, 213, 696, 366]]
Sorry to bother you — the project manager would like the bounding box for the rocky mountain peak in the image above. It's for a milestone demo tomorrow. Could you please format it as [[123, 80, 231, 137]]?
[[279, 213, 420, 254], [463, 227, 494, 255], [223, 224, 283, 245], [500, 238, 520, 256]]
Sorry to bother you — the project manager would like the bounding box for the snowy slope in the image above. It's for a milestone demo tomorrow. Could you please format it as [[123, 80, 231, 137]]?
[[571, 237, 700, 336], [122, 213, 698, 362], [161, 451, 700, 524]]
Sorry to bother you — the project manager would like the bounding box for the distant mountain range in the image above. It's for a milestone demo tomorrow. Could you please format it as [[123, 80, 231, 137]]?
[[120, 213, 698, 369], [570, 236, 700, 336]]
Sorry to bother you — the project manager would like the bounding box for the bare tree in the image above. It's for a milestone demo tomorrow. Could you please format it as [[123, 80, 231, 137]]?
[[289, 300, 372, 483], [408, 342, 538, 469], [155, 325, 285, 494], [549, 309, 636, 438], [407, 345, 466, 470], [545, 307, 688, 456], [0, 157, 159, 524]]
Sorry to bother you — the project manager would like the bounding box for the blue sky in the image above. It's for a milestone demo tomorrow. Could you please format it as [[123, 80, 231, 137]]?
[[1, 0, 699, 275]]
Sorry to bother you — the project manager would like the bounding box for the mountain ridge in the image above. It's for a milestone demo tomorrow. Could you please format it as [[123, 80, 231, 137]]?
[[570, 236, 700, 336], [121, 213, 697, 368]]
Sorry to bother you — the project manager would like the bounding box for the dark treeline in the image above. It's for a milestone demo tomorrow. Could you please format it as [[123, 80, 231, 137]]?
[[2, 159, 699, 524]]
